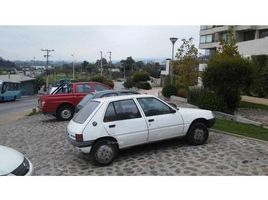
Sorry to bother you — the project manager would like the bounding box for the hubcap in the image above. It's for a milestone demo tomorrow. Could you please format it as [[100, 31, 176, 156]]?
[[61, 109, 71, 119], [96, 145, 114, 164], [193, 128, 205, 141]]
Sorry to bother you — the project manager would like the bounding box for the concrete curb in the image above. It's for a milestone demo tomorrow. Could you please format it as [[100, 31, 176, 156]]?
[[211, 128, 268, 144]]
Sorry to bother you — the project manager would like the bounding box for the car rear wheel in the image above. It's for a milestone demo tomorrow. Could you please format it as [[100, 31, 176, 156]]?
[[56, 105, 74, 121], [186, 122, 208, 145], [91, 139, 118, 166]]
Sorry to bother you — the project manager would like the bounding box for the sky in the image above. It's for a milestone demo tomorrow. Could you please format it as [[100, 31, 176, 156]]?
[[0, 26, 200, 62]]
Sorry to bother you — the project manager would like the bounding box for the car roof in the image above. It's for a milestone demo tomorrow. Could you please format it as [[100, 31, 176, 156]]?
[[94, 94, 155, 102], [93, 89, 139, 96]]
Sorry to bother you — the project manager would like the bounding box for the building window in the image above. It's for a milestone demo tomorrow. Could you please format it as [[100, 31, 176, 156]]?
[[260, 29, 268, 38], [200, 25, 214, 30], [220, 32, 228, 41], [200, 34, 214, 44], [243, 31, 255, 41]]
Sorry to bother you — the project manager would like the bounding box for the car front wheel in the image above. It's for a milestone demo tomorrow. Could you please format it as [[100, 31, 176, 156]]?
[[186, 122, 209, 145], [91, 139, 118, 166]]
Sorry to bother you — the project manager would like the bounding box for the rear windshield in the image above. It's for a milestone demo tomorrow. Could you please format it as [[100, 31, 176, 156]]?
[[73, 101, 100, 124], [78, 94, 94, 107]]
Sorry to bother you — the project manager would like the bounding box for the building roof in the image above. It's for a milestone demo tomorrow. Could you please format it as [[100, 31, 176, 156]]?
[[0, 74, 35, 83]]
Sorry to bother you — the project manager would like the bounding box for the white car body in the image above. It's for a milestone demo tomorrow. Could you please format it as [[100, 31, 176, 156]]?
[[0, 145, 34, 176], [67, 94, 215, 155]]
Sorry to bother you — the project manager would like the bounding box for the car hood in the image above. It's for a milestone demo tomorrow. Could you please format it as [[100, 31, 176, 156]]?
[[0, 145, 24, 176]]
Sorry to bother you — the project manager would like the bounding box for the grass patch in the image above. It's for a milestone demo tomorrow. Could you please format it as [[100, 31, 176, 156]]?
[[213, 118, 268, 141], [239, 101, 268, 110]]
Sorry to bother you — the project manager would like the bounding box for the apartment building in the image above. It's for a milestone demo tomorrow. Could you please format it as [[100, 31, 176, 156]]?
[[199, 25, 268, 56]]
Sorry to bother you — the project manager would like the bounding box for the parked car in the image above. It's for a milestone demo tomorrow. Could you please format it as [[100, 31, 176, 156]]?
[[39, 82, 112, 121], [66, 94, 215, 166], [0, 145, 34, 176], [75, 90, 140, 113]]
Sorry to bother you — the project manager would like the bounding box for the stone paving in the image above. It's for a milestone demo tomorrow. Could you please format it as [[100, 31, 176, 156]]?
[[237, 108, 268, 127], [1, 114, 268, 175]]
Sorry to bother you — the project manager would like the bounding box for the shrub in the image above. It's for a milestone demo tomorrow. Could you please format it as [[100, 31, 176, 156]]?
[[123, 77, 134, 89], [162, 84, 177, 98], [135, 82, 152, 90], [188, 87, 226, 111], [202, 56, 253, 114], [90, 75, 114, 88], [132, 71, 150, 83], [250, 55, 268, 97], [177, 88, 188, 98]]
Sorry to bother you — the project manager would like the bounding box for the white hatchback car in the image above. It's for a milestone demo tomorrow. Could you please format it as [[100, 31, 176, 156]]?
[[0, 145, 34, 176], [67, 94, 215, 165]]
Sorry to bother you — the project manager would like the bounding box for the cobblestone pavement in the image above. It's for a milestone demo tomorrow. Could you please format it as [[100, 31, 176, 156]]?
[[237, 108, 268, 127], [1, 114, 268, 176]]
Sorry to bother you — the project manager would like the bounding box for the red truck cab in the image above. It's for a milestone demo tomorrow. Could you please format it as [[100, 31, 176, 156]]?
[[39, 82, 112, 120]]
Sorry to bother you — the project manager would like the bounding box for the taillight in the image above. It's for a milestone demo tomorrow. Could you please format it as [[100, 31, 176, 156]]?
[[75, 134, 83, 142]]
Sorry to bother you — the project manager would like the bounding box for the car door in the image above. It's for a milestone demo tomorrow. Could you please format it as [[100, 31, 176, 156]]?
[[102, 99, 148, 148], [136, 97, 184, 142]]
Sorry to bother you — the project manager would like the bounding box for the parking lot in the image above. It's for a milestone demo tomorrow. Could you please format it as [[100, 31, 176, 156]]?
[[1, 114, 268, 175]]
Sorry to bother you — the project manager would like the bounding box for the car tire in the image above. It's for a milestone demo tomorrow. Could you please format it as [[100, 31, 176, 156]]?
[[186, 122, 209, 145], [14, 96, 16, 101], [91, 139, 118, 166], [56, 105, 74, 121]]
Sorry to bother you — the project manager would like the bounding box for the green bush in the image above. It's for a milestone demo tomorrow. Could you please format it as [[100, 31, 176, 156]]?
[[132, 71, 150, 83], [90, 75, 114, 88], [188, 87, 226, 111], [123, 77, 134, 89], [250, 55, 268, 97], [135, 82, 152, 90], [162, 84, 177, 98], [202, 56, 253, 114]]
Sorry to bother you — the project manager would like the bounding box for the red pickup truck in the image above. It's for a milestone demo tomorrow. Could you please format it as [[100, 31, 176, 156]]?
[[39, 82, 112, 120]]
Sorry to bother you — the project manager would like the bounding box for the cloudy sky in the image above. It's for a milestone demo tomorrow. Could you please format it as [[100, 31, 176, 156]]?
[[0, 26, 200, 62]]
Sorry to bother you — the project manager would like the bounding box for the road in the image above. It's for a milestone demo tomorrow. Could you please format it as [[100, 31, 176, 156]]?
[[0, 96, 38, 125]]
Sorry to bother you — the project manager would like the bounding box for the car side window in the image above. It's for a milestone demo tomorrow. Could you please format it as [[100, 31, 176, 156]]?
[[95, 84, 110, 91], [104, 99, 141, 122], [83, 85, 91, 93], [137, 97, 173, 117], [76, 84, 91, 93], [104, 103, 117, 122]]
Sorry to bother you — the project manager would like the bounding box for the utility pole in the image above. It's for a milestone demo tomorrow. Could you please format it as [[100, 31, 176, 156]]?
[[71, 54, 75, 80], [41, 49, 54, 91], [107, 51, 112, 80], [100, 51, 103, 76]]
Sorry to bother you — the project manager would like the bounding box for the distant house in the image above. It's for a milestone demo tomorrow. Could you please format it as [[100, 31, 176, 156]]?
[[0, 74, 36, 95]]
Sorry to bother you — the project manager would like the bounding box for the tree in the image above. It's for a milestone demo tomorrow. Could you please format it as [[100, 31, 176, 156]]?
[[173, 37, 199, 87], [217, 27, 240, 57], [81, 61, 89, 73], [120, 56, 135, 72]]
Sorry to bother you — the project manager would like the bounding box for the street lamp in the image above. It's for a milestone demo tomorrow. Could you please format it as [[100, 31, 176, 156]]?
[[169, 37, 178, 84], [71, 54, 75, 80]]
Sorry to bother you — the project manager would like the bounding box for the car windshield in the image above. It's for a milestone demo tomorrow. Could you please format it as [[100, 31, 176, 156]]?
[[0, 82, 2, 93], [78, 94, 94, 107], [73, 101, 100, 124]]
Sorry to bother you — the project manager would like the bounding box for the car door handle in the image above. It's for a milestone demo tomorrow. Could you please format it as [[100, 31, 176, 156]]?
[[109, 124, 116, 128], [148, 119, 154, 122]]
